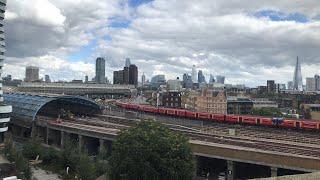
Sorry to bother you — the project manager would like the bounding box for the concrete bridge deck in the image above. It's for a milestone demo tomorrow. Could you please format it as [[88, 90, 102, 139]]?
[[32, 115, 320, 173]]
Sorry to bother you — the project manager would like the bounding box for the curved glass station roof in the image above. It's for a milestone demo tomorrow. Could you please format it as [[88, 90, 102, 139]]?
[[3, 93, 102, 121]]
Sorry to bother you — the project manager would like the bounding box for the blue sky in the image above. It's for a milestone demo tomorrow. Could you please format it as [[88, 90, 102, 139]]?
[[254, 10, 309, 23]]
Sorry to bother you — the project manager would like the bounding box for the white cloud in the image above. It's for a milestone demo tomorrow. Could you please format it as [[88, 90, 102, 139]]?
[[3, 0, 320, 87]]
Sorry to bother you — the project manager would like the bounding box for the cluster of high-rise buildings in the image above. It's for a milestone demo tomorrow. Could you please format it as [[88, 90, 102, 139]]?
[[113, 58, 138, 86]]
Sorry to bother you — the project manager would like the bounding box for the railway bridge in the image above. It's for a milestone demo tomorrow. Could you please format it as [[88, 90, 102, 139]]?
[[4, 93, 320, 180]]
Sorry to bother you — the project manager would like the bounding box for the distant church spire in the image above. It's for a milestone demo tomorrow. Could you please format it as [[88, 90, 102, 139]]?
[[293, 56, 303, 91]]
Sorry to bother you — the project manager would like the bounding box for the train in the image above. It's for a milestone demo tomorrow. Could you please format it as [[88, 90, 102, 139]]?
[[115, 101, 320, 131]]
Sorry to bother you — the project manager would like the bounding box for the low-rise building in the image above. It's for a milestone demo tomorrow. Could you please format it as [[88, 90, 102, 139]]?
[[196, 88, 227, 114], [252, 98, 278, 108], [227, 97, 253, 114], [301, 104, 320, 121], [161, 91, 182, 108]]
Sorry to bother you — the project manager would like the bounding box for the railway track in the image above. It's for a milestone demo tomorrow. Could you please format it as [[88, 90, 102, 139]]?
[[38, 114, 320, 158], [183, 131, 320, 158]]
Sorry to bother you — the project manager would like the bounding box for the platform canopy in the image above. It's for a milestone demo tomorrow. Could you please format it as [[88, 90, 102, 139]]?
[[4, 93, 102, 122]]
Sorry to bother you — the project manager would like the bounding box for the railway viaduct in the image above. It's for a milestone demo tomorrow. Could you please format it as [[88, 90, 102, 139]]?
[[4, 93, 320, 180]]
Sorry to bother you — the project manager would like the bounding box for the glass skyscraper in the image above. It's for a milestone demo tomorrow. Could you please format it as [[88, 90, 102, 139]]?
[[293, 56, 303, 91]]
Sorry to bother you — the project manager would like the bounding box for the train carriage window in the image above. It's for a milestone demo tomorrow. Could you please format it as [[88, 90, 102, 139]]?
[[303, 123, 315, 127]]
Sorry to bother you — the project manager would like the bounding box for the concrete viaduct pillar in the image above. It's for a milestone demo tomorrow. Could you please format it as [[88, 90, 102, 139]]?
[[61, 131, 65, 148], [99, 139, 105, 153], [227, 160, 235, 180], [271, 167, 278, 177], [46, 127, 49, 144], [78, 134, 83, 149]]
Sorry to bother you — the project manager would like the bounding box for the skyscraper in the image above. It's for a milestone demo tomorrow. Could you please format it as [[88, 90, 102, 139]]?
[[191, 65, 197, 83], [287, 81, 294, 90], [95, 57, 105, 84], [315, 74, 320, 91], [45, 75, 51, 83], [125, 58, 131, 67], [85, 75, 88, 83], [209, 74, 215, 83], [198, 70, 206, 84], [183, 73, 193, 88], [293, 56, 303, 91], [267, 80, 276, 93], [129, 64, 138, 86], [25, 66, 40, 82], [142, 73, 146, 86], [216, 75, 225, 84], [0, 1, 12, 142], [113, 70, 124, 84], [306, 77, 316, 91]]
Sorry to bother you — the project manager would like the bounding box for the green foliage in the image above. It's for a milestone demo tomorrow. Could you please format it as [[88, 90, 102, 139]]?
[[250, 107, 283, 117], [60, 138, 81, 171], [76, 154, 97, 180], [108, 120, 195, 180], [23, 136, 43, 160], [2, 137, 17, 162], [2, 137, 33, 180], [42, 147, 61, 165], [95, 148, 109, 177]]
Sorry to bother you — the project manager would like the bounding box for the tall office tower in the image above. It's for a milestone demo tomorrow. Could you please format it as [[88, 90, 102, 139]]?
[[183, 73, 193, 88], [293, 56, 303, 91], [129, 64, 138, 86], [191, 65, 197, 83], [209, 74, 215, 83], [267, 80, 276, 93], [85, 75, 88, 83], [44, 75, 51, 83], [125, 58, 131, 67], [141, 73, 146, 86], [95, 57, 106, 84], [306, 77, 316, 91], [315, 74, 320, 91], [123, 67, 129, 84], [113, 70, 124, 84], [287, 81, 293, 90], [198, 70, 206, 83], [216, 75, 225, 84], [0, 0, 12, 143], [25, 66, 39, 82]]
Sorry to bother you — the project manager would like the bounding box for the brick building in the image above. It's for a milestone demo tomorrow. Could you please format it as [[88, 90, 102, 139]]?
[[196, 88, 227, 114], [161, 91, 182, 108]]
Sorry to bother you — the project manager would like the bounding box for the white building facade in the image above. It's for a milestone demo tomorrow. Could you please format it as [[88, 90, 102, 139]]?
[[0, 0, 12, 142]]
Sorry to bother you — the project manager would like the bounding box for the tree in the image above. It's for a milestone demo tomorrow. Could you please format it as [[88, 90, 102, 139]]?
[[108, 120, 195, 180], [23, 136, 43, 160], [76, 153, 97, 180], [249, 107, 283, 117]]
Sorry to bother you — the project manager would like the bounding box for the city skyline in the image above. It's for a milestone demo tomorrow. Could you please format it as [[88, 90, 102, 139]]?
[[3, 0, 320, 87]]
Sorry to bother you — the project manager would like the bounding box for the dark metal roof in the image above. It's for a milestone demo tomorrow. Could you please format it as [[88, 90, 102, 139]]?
[[3, 93, 102, 121]]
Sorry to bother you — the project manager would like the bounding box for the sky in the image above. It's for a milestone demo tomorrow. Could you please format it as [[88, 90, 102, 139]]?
[[3, 0, 320, 87]]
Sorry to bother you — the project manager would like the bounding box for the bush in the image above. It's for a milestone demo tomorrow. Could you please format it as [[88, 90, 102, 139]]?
[[23, 136, 43, 160]]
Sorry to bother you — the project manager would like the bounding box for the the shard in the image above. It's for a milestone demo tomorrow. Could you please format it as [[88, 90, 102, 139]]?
[[293, 56, 303, 91]]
